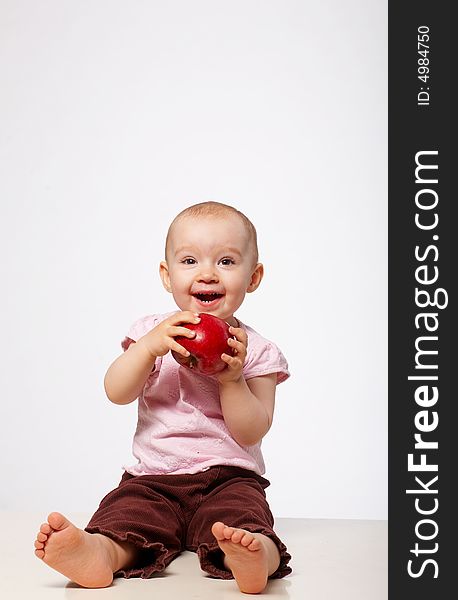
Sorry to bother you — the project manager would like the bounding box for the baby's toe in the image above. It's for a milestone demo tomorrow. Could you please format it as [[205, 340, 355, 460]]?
[[211, 521, 227, 541], [240, 532, 254, 547], [231, 529, 244, 543], [247, 537, 262, 551], [40, 523, 52, 535]]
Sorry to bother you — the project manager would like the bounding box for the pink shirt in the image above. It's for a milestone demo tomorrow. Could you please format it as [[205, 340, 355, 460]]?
[[122, 312, 290, 476]]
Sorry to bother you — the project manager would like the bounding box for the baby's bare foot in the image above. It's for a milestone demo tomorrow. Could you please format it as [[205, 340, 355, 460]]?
[[34, 512, 114, 588], [211, 521, 279, 594]]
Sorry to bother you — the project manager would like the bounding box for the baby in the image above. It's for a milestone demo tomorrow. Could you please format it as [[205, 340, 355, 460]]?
[[34, 201, 292, 594]]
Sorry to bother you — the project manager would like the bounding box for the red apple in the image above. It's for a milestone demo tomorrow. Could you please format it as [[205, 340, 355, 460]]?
[[171, 313, 234, 375]]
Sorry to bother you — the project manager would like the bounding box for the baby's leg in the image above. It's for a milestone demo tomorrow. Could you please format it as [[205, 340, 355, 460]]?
[[34, 512, 137, 588], [211, 522, 280, 594], [186, 469, 292, 594]]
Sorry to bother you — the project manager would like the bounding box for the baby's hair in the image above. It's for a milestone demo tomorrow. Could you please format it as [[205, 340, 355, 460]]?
[[165, 201, 259, 263]]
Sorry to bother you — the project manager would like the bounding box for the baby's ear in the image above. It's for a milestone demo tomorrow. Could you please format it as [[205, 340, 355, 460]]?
[[159, 261, 172, 293], [247, 263, 264, 293]]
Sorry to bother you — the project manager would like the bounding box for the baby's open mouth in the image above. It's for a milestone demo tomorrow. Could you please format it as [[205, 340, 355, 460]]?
[[193, 292, 224, 304]]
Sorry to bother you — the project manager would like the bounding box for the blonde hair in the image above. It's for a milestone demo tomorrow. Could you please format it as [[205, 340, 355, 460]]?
[[165, 201, 259, 263]]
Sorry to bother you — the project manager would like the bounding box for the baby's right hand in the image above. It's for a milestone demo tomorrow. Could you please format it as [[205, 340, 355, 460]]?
[[140, 311, 200, 359]]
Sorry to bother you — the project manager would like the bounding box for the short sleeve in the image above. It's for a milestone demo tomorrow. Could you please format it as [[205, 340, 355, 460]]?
[[120, 315, 162, 351], [120, 315, 167, 380], [243, 338, 290, 385]]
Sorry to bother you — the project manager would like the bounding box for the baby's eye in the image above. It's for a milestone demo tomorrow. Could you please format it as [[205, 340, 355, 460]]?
[[182, 258, 196, 265], [219, 258, 235, 266]]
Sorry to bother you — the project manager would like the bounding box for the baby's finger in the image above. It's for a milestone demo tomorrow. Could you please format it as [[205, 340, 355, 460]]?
[[221, 353, 242, 368], [170, 340, 191, 358], [169, 326, 196, 339], [228, 326, 247, 345], [227, 337, 246, 356], [169, 311, 201, 326]]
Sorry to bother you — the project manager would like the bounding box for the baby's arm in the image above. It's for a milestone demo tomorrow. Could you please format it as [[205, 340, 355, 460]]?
[[217, 327, 276, 446], [219, 374, 276, 447], [104, 311, 200, 405]]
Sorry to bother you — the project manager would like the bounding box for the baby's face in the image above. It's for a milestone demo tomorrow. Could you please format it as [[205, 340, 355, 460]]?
[[160, 214, 262, 324]]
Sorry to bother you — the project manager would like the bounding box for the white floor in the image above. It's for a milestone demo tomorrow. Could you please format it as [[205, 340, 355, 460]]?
[[0, 512, 387, 599]]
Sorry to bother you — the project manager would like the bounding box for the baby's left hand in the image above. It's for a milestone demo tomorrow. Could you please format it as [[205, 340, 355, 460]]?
[[217, 326, 247, 384]]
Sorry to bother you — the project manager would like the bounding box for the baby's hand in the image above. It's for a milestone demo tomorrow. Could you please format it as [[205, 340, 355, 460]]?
[[217, 326, 247, 384], [141, 311, 200, 359]]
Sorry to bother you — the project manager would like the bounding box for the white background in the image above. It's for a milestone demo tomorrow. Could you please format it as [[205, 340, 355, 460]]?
[[0, 0, 387, 519]]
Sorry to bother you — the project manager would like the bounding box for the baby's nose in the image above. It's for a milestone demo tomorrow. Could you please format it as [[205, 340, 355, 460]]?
[[197, 267, 219, 282]]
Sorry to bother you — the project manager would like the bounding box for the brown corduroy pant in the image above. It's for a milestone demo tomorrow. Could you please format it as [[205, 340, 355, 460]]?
[[85, 465, 292, 580]]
